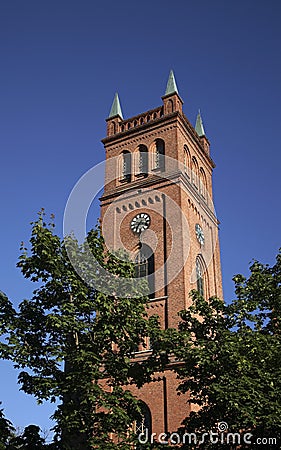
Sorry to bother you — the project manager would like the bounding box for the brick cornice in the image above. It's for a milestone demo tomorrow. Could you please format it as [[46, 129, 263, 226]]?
[[102, 109, 216, 169], [102, 111, 179, 146]]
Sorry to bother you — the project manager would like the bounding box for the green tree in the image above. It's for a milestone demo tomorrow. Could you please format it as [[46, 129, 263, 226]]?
[[172, 252, 281, 448], [8, 425, 46, 449], [1, 211, 160, 450], [0, 403, 15, 449]]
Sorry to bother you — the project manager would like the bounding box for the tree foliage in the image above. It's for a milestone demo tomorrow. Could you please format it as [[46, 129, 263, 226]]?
[[0, 403, 15, 449], [0, 211, 160, 449], [0, 399, 53, 449], [172, 252, 281, 448], [2, 209, 281, 449], [8, 425, 46, 449]]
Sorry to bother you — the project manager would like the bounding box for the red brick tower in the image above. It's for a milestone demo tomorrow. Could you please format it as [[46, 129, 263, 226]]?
[[100, 71, 223, 439]]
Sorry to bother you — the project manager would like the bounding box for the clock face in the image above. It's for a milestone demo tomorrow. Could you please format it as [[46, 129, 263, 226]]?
[[195, 223, 205, 246], [130, 213, 150, 234]]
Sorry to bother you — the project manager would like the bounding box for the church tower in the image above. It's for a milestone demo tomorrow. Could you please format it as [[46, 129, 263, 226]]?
[[100, 71, 223, 438]]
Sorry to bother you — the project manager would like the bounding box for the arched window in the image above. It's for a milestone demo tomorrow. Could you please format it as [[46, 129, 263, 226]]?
[[199, 168, 207, 198], [120, 151, 131, 182], [196, 255, 208, 298], [138, 145, 148, 175], [191, 156, 199, 188], [154, 139, 165, 171], [135, 244, 154, 298], [184, 145, 191, 177], [196, 257, 204, 297], [135, 402, 152, 445]]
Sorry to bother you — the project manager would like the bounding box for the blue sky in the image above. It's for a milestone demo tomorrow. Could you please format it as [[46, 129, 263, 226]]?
[[0, 0, 280, 437]]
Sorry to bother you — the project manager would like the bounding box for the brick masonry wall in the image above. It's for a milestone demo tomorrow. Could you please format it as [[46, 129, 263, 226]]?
[[100, 92, 223, 437]]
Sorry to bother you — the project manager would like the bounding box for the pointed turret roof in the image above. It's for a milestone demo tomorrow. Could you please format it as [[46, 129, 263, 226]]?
[[195, 109, 206, 137], [165, 70, 179, 96], [108, 93, 123, 119]]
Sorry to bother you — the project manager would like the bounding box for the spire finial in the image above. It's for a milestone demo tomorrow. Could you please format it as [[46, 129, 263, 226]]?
[[165, 70, 179, 96], [195, 109, 206, 137], [108, 93, 123, 119]]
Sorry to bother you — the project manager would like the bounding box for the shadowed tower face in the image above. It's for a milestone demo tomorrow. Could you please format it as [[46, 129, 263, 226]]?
[[100, 71, 223, 438]]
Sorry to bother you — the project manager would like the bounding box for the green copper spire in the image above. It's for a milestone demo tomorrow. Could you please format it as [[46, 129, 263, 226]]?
[[165, 70, 179, 95], [108, 93, 123, 119], [195, 109, 206, 137]]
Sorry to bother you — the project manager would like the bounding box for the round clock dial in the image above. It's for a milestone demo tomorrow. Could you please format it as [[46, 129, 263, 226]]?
[[195, 223, 205, 245], [131, 213, 150, 234]]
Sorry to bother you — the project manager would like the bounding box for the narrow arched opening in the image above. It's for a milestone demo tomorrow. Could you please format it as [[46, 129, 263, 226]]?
[[195, 254, 209, 299], [191, 156, 199, 188], [120, 151, 131, 182], [138, 145, 148, 176], [135, 401, 152, 446], [199, 167, 207, 199], [184, 145, 191, 177], [135, 244, 154, 298], [154, 139, 165, 171]]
